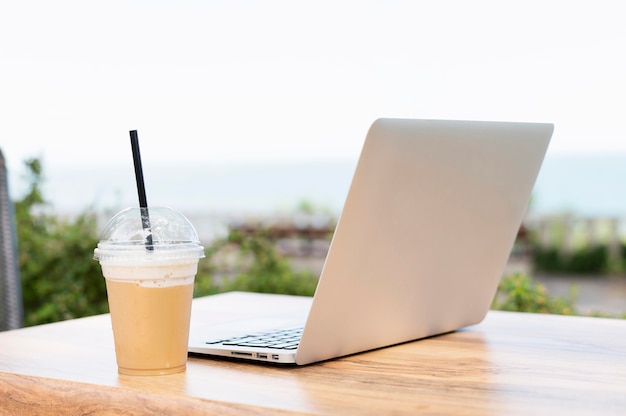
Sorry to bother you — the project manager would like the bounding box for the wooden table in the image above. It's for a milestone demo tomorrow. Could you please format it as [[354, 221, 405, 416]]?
[[1, 291, 625, 415]]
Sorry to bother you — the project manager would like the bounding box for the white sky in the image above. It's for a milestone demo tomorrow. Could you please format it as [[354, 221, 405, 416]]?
[[1, 0, 625, 171]]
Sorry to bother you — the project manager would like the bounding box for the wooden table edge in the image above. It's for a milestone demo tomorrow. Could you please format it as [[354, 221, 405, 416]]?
[[0, 371, 300, 415]]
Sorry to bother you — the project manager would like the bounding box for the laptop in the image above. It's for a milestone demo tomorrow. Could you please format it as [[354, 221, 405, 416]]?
[[188, 118, 553, 365]]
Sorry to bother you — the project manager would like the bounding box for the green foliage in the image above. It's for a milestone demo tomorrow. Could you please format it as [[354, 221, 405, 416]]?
[[492, 273, 577, 315], [194, 228, 318, 298], [532, 244, 611, 274], [614, 243, 626, 274], [531, 246, 563, 272], [15, 159, 108, 326], [568, 246, 608, 273]]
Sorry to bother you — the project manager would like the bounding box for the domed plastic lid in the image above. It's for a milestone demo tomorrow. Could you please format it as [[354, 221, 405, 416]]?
[[94, 206, 205, 263]]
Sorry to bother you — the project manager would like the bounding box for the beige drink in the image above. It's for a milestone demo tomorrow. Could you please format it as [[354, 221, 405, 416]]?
[[105, 275, 194, 375], [94, 207, 204, 376]]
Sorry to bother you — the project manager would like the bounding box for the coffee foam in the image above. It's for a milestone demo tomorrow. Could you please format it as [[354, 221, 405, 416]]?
[[100, 259, 198, 288]]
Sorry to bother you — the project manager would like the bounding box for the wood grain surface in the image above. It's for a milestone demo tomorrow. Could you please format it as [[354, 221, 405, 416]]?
[[1, 292, 625, 415]]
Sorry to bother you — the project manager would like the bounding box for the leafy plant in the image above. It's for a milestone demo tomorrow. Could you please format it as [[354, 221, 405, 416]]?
[[532, 244, 609, 274], [195, 228, 318, 297], [492, 273, 577, 315], [15, 159, 108, 326], [567, 246, 608, 273]]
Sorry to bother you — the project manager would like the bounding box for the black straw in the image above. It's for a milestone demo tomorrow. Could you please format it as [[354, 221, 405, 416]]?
[[130, 130, 154, 250]]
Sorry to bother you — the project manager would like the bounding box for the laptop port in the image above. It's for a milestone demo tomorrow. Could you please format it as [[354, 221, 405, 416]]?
[[257, 353, 268, 359], [231, 351, 253, 357], [272, 354, 280, 360]]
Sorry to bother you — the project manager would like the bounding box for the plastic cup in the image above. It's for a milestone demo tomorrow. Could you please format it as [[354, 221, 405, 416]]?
[[93, 206, 204, 376]]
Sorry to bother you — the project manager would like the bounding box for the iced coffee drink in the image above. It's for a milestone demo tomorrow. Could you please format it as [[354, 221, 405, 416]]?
[[94, 207, 204, 375]]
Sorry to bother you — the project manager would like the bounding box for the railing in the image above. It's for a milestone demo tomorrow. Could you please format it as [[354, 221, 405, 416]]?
[[227, 215, 335, 257]]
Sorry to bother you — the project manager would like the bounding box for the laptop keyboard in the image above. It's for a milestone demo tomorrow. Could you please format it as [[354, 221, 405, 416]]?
[[205, 326, 303, 350]]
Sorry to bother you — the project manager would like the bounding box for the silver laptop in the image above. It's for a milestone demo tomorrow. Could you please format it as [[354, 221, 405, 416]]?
[[188, 118, 553, 365]]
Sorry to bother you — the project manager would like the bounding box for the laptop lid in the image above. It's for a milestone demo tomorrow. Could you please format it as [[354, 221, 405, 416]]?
[[188, 118, 553, 365], [294, 118, 552, 364]]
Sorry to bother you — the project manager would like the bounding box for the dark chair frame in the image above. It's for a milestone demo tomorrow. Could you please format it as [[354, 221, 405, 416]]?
[[0, 149, 23, 331]]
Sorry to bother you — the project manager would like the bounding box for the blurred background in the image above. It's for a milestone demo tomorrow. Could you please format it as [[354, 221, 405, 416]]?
[[1, 1, 625, 325]]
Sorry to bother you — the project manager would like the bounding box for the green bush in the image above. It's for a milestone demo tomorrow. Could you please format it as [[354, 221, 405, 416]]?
[[15, 159, 108, 326], [194, 228, 318, 297], [567, 246, 608, 273], [492, 273, 577, 315], [531, 246, 564, 273], [532, 244, 610, 274]]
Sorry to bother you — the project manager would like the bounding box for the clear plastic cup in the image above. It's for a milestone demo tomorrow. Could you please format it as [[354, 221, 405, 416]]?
[[93, 206, 204, 376]]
